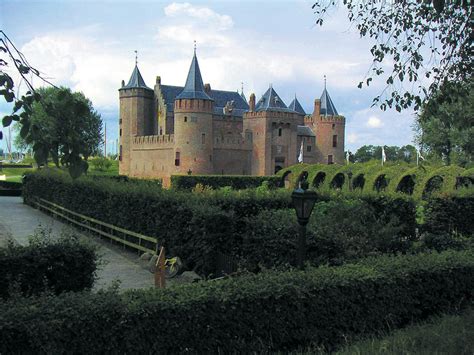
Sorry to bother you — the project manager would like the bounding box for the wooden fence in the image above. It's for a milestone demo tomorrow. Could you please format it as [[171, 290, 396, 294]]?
[[34, 198, 158, 254]]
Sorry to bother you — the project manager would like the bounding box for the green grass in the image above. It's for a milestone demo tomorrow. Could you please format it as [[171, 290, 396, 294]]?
[[299, 308, 474, 354], [0, 167, 35, 182]]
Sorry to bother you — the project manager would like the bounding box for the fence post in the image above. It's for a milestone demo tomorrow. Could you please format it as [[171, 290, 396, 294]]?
[[155, 246, 166, 289]]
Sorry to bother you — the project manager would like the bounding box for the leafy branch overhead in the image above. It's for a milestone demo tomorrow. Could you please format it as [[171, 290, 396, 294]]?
[[312, 0, 473, 111], [1, 31, 101, 178]]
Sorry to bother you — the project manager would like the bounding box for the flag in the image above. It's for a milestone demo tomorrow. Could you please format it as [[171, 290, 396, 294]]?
[[346, 151, 350, 164], [416, 148, 425, 166], [298, 140, 304, 163], [381, 146, 386, 165]]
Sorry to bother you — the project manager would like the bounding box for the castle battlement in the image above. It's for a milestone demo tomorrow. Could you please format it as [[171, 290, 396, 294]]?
[[318, 115, 345, 123], [132, 134, 174, 148], [244, 110, 300, 120]]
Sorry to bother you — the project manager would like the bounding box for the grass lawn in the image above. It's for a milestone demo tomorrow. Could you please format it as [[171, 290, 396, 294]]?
[[0, 167, 35, 182], [304, 308, 474, 354]]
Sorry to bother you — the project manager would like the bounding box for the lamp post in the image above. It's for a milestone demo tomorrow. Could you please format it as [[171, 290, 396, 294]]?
[[291, 177, 317, 269]]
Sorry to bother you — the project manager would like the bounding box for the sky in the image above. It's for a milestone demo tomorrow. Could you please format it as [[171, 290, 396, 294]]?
[[0, 0, 417, 155]]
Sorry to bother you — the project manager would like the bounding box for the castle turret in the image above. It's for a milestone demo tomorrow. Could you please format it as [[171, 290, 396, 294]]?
[[119, 63, 153, 175], [173, 50, 214, 174], [314, 82, 345, 164]]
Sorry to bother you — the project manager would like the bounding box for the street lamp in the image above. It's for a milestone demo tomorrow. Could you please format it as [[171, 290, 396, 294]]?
[[291, 177, 317, 269]]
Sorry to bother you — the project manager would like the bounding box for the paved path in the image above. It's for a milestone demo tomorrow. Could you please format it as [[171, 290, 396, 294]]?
[[0, 196, 155, 291]]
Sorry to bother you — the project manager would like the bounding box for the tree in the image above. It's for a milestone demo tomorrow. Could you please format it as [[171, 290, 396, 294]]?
[[353, 144, 417, 163], [16, 87, 103, 174], [415, 79, 473, 166], [1, 31, 94, 178], [312, 0, 472, 111], [353, 145, 377, 162]]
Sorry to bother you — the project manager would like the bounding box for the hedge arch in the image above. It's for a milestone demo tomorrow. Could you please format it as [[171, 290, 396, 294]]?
[[330, 173, 345, 189], [456, 176, 474, 189], [423, 175, 444, 198], [373, 174, 388, 192], [282, 170, 292, 189], [396, 175, 415, 195], [352, 174, 365, 190], [297, 171, 309, 186], [312, 172, 326, 189]]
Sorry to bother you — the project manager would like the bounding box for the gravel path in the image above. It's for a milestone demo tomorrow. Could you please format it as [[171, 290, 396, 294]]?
[[0, 196, 155, 291]]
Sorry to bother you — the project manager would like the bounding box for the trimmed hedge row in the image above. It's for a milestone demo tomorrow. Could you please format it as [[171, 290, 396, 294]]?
[[0, 181, 22, 196], [22, 171, 418, 275], [170, 174, 281, 190], [424, 194, 474, 236], [0, 250, 472, 353], [0, 238, 97, 299]]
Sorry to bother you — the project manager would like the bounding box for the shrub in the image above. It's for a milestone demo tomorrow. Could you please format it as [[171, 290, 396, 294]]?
[[423, 194, 474, 236], [0, 231, 98, 299], [0, 250, 472, 353], [171, 174, 281, 190]]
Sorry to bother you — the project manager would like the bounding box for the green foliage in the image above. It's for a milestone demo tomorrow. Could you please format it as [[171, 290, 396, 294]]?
[[313, 0, 473, 111], [335, 308, 474, 355], [423, 194, 474, 237], [278, 161, 472, 199], [415, 79, 473, 166], [17, 87, 103, 178], [353, 145, 417, 163], [0, 230, 98, 299], [0, 250, 472, 353], [89, 157, 112, 172], [171, 174, 281, 190]]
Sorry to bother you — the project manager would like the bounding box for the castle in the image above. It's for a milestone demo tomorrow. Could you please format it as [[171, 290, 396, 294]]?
[[118, 50, 345, 186]]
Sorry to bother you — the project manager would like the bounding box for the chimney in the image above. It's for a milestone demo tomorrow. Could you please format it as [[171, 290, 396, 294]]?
[[156, 76, 161, 85], [249, 93, 256, 112], [204, 83, 211, 93], [313, 98, 321, 117]]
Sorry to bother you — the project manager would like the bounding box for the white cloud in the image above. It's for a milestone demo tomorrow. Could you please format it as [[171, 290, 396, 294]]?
[[366, 115, 383, 128], [347, 133, 358, 144], [164, 2, 233, 30]]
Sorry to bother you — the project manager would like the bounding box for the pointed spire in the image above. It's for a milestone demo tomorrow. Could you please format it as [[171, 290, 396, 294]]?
[[320, 78, 338, 116], [176, 46, 213, 100], [255, 86, 291, 112], [288, 94, 306, 115], [121, 51, 151, 90], [240, 81, 247, 103]]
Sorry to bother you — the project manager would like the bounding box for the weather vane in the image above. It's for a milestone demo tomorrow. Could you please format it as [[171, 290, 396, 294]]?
[[324, 75, 327, 89], [193, 40, 196, 54], [134, 50, 138, 65]]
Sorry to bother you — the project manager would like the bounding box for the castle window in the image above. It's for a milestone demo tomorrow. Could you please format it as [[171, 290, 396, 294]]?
[[119, 119, 122, 125], [332, 123, 335, 129], [333, 135, 338, 148], [209, 155, 212, 162], [202, 133, 206, 144], [184, 116, 188, 122], [119, 129, 122, 137], [175, 152, 180, 166], [119, 145, 122, 161], [159, 127, 163, 135], [328, 155, 333, 164], [307, 145, 312, 152], [278, 128, 282, 137]]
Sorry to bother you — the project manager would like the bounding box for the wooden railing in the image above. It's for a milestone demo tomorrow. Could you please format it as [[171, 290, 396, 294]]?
[[34, 198, 158, 254]]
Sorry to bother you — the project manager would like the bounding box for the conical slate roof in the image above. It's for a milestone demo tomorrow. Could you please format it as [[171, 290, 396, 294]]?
[[320, 88, 338, 116], [288, 95, 306, 114], [240, 90, 247, 103], [255, 86, 292, 112], [122, 65, 151, 90], [176, 52, 213, 100]]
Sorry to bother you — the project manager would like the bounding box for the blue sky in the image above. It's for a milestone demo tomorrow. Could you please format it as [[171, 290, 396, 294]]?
[[1, 0, 417, 154]]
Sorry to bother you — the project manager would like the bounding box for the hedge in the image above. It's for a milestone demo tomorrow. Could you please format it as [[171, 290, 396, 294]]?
[[0, 237, 98, 299], [0, 250, 472, 353], [23, 170, 418, 275], [423, 194, 474, 236], [170, 174, 281, 190], [0, 180, 22, 196]]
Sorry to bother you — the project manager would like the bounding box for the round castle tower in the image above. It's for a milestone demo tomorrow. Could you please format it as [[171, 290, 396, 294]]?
[[118, 64, 154, 176], [173, 50, 214, 174]]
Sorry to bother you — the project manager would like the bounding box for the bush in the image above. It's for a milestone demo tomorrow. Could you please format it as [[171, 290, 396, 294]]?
[[0, 250, 472, 353], [171, 174, 281, 190], [239, 196, 416, 271], [0, 231, 98, 299], [423, 194, 474, 236], [89, 157, 112, 172]]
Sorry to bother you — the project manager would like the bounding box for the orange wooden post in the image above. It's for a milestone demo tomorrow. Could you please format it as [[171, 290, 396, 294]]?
[[155, 246, 166, 288]]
